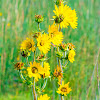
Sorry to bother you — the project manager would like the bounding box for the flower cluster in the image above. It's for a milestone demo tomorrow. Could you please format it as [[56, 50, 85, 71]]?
[[14, 0, 78, 99]]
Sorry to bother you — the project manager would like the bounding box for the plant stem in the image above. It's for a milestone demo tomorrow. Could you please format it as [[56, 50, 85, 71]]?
[[31, 77, 34, 100], [40, 78, 48, 92], [33, 50, 36, 62], [32, 51, 37, 100], [19, 70, 26, 83], [33, 78, 37, 100], [58, 25, 64, 100], [38, 23, 40, 31], [61, 96, 64, 100]]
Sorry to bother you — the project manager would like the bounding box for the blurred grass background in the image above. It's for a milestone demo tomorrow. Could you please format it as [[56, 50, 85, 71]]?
[[0, 0, 100, 100]]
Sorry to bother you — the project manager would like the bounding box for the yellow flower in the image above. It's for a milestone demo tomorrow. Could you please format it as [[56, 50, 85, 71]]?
[[68, 49, 76, 63], [48, 23, 63, 46], [27, 62, 43, 81], [0, 12, 2, 16], [38, 94, 50, 100], [20, 38, 35, 52], [41, 62, 50, 78], [7, 23, 10, 27], [57, 81, 72, 96], [53, 3, 78, 29], [37, 33, 51, 54]]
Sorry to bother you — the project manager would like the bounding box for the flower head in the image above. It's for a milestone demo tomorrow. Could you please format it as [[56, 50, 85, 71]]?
[[27, 62, 43, 81], [48, 23, 63, 46], [20, 38, 35, 52], [68, 49, 76, 63], [35, 14, 43, 23], [14, 62, 24, 70], [57, 81, 72, 96], [37, 33, 51, 54], [33, 32, 41, 38], [59, 43, 67, 51], [53, 65, 62, 79], [38, 94, 50, 100], [53, 3, 78, 29], [60, 43, 75, 51], [66, 43, 75, 50]]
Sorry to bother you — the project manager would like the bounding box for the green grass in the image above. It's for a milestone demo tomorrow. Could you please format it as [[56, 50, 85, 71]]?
[[0, 0, 100, 100]]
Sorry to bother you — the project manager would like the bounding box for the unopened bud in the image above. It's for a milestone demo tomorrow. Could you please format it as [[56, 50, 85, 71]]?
[[21, 50, 30, 58], [35, 14, 43, 23], [33, 32, 41, 38], [14, 62, 24, 70], [55, 0, 63, 6]]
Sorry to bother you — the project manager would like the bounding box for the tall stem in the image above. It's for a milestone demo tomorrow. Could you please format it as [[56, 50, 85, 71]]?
[[32, 51, 37, 100], [58, 24, 64, 100], [33, 78, 37, 100], [38, 23, 40, 31], [33, 51, 36, 62], [40, 79, 48, 92]]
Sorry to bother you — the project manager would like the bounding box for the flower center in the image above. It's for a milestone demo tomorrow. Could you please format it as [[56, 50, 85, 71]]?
[[32, 67, 38, 73], [51, 33, 54, 38], [21, 51, 28, 57], [55, 15, 64, 23], [61, 87, 67, 92], [54, 70, 62, 77], [40, 41, 44, 46], [26, 42, 32, 49]]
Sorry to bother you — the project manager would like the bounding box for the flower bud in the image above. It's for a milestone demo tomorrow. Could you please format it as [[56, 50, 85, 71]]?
[[14, 62, 24, 70], [55, 0, 63, 6], [53, 65, 62, 79], [35, 14, 43, 23], [66, 43, 75, 50], [21, 50, 30, 58], [33, 32, 41, 38], [56, 51, 63, 59], [59, 43, 67, 51]]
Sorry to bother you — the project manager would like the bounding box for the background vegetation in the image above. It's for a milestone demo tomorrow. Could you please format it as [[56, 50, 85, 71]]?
[[0, 0, 100, 100]]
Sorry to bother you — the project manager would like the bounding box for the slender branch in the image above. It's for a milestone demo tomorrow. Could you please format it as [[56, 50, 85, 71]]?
[[33, 78, 37, 100], [58, 25, 64, 100], [26, 57, 30, 66], [19, 70, 26, 83], [38, 23, 40, 31], [33, 51, 36, 62], [40, 78, 48, 92], [32, 51, 37, 100], [32, 77, 34, 100]]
